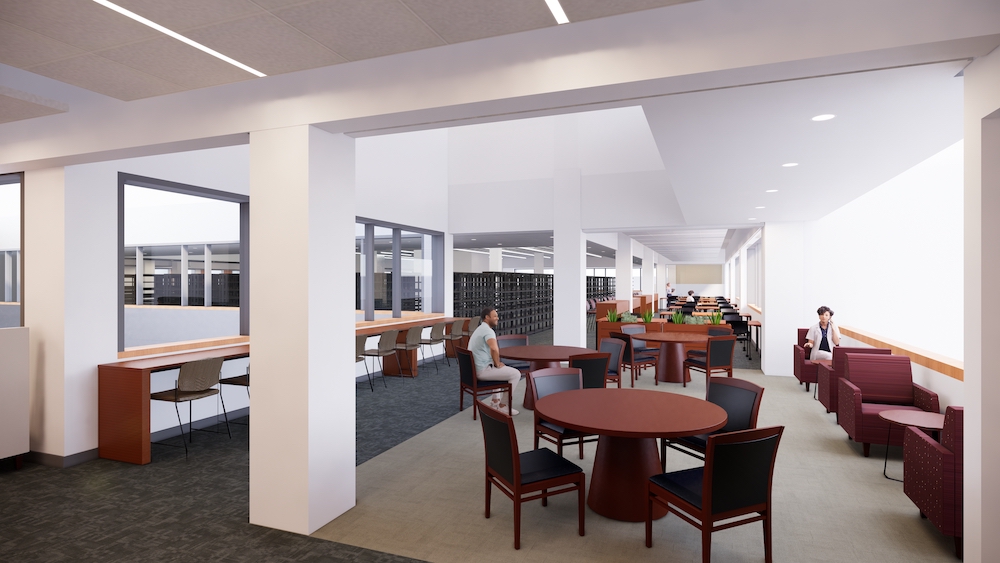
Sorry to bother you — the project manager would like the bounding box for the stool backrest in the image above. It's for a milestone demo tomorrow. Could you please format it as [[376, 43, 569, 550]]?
[[178, 357, 224, 392], [378, 330, 399, 353]]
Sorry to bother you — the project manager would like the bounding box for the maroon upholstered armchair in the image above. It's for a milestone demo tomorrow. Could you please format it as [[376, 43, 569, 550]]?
[[793, 328, 825, 392], [838, 354, 940, 457], [904, 406, 963, 558], [817, 346, 892, 416]]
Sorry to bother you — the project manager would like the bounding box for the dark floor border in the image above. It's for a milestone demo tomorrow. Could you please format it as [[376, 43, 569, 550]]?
[[27, 447, 99, 468]]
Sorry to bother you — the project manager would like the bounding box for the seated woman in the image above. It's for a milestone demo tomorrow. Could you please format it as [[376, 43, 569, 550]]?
[[805, 305, 840, 361], [685, 290, 696, 303]]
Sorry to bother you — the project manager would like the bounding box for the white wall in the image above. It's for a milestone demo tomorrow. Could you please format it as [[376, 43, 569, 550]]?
[[803, 141, 964, 361], [674, 284, 726, 298], [0, 182, 19, 250], [449, 178, 554, 234], [124, 307, 240, 348]]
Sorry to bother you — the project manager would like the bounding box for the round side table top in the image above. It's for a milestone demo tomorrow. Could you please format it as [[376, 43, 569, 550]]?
[[498, 345, 593, 362], [639, 332, 711, 344], [878, 409, 945, 431], [534, 389, 727, 438]]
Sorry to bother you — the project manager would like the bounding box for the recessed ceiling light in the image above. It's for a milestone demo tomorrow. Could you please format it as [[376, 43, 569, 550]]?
[[755, 206, 765, 209], [497, 243, 502, 246], [92, 0, 266, 77], [812, 114, 836, 121], [782, 163, 798, 167], [470, 238, 476, 241], [544, 0, 570, 24], [766, 189, 778, 193], [748, 218, 757, 221]]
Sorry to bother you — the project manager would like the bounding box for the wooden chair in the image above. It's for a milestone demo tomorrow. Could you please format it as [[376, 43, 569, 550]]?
[[647, 426, 784, 563], [610, 331, 656, 387], [497, 333, 530, 374], [682, 335, 737, 388], [598, 337, 624, 388], [568, 352, 611, 389], [457, 347, 512, 420], [478, 402, 585, 549], [150, 357, 230, 457], [661, 376, 764, 471], [529, 368, 597, 459]]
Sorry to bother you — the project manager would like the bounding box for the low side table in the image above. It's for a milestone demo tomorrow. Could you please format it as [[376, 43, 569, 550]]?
[[877, 409, 945, 482]]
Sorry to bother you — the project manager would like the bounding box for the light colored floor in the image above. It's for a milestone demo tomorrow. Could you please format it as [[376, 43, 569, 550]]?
[[315, 368, 957, 562]]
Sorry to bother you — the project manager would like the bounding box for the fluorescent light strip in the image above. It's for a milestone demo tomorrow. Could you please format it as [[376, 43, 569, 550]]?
[[586, 252, 601, 258], [501, 249, 535, 257], [522, 247, 554, 255], [455, 248, 490, 255], [544, 0, 570, 24], [92, 0, 266, 78]]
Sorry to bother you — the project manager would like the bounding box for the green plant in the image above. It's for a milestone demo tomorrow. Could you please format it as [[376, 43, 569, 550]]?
[[620, 312, 638, 323], [605, 308, 619, 322], [671, 311, 685, 324], [708, 311, 723, 325], [641, 309, 654, 323], [684, 315, 707, 325]]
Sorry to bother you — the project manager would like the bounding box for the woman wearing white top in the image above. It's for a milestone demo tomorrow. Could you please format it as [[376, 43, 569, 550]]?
[[805, 306, 840, 361]]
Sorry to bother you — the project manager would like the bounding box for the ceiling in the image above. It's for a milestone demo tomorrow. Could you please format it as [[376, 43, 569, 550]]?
[[0, 0, 695, 105]]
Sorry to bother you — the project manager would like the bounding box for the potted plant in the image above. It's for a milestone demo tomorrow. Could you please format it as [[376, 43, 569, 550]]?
[[606, 309, 620, 322], [641, 309, 654, 324], [620, 312, 638, 323], [708, 311, 723, 325], [671, 311, 685, 325]]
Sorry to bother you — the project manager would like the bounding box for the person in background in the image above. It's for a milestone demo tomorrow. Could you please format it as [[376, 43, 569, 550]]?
[[686, 290, 696, 303], [666, 283, 675, 295], [468, 307, 522, 415], [805, 305, 841, 361]]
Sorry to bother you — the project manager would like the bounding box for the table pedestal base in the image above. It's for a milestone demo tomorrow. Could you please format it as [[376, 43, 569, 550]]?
[[588, 435, 668, 522], [655, 342, 690, 384], [521, 361, 561, 410]]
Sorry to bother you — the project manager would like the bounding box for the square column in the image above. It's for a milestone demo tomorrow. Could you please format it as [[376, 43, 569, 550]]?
[[180, 245, 189, 306], [615, 233, 632, 301], [489, 248, 503, 271], [203, 244, 213, 307], [642, 246, 654, 295], [249, 125, 356, 534], [553, 168, 585, 347]]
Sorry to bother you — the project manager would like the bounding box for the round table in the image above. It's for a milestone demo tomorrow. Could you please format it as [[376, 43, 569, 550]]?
[[878, 409, 945, 481], [498, 345, 593, 410], [637, 332, 710, 384], [535, 388, 727, 522]]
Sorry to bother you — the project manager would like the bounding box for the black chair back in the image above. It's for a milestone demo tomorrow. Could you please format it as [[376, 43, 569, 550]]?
[[479, 405, 517, 485], [728, 319, 749, 336], [530, 368, 583, 401], [707, 377, 764, 433], [708, 428, 782, 515], [599, 338, 624, 376], [620, 324, 648, 349], [456, 347, 476, 386], [707, 336, 736, 368], [569, 354, 611, 389], [497, 334, 528, 349], [707, 327, 732, 337]]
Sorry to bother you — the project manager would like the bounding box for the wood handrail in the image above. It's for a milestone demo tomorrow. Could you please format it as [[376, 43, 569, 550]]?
[[839, 325, 963, 381], [118, 335, 250, 359], [748, 304, 762, 314]]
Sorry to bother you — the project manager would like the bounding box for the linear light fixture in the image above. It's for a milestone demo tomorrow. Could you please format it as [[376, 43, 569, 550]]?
[[544, 0, 570, 24], [501, 249, 535, 257], [586, 252, 601, 258], [455, 248, 490, 255], [522, 247, 554, 255], [92, 0, 266, 77]]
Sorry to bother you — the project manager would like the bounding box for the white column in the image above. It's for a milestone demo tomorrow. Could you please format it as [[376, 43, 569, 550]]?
[[443, 233, 454, 317], [203, 244, 213, 307], [655, 261, 667, 301], [3, 251, 11, 301], [488, 248, 503, 271], [759, 222, 805, 377], [553, 168, 585, 347], [641, 246, 654, 295], [134, 247, 143, 305], [249, 125, 356, 534], [965, 45, 1000, 563], [615, 233, 632, 301], [24, 165, 118, 463], [533, 252, 545, 274], [180, 245, 189, 307]]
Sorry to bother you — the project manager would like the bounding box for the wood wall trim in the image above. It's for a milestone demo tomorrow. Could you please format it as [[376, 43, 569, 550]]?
[[118, 335, 250, 359], [839, 325, 964, 381], [748, 304, 762, 314]]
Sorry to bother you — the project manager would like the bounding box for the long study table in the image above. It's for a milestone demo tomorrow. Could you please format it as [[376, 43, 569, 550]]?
[[98, 344, 250, 465]]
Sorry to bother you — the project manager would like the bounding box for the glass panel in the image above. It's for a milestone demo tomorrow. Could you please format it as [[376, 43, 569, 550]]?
[[0, 179, 21, 328], [356, 222, 365, 316], [399, 230, 426, 312], [373, 226, 393, 317]]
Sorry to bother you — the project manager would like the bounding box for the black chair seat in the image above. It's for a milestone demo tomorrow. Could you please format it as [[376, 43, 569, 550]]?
[[649, 467, 703, 510], [685, 357, 706, 368], [150, 388, 219, 402], [539, 420, 588, 438], [676, 434, 708, 450], [219, 374, 249, 387], [504, 359, 530, 370], [519, 448, 583, 485]]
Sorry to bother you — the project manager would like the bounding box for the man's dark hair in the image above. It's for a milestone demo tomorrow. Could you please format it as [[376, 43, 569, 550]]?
[[817, 306, 834, 317], [481, 307, 496, 321]]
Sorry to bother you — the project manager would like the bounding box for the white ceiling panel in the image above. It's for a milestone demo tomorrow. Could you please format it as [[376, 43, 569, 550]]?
[[185, 13, 347, 76], [0, 90, 66, 124], [628, 228, 729, 263], [0, 0, 158, 51], [0, 20, 85, 68], [112, 0, 264, 31], [272, 0, 445, 61], [97, 35, 253, 90], [27, 53, 184, 101], [576, 106, 664, 175], [401, 0, 555, 44], [561, 0, 697, 22]]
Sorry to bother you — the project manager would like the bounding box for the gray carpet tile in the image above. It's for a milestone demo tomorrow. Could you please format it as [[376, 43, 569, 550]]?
[[0, 420, 425, 563]]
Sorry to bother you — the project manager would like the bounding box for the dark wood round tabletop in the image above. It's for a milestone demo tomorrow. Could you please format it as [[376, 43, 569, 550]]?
[[638, 332, 710, 384], [498, 345, 592, 410], [878, 409, 945, 430], [535, 389, 726, 521]]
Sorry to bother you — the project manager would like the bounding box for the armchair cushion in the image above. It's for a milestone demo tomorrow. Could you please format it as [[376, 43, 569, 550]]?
[[844, 354, 915, 405], [818, 347, 892, 414], [904, 406, 963, 544]]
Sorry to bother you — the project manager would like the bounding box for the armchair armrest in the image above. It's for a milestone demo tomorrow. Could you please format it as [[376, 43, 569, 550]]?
[[913, 383, 940, 413], [838, 378, 862, 438], [903, 426, 953, 528]]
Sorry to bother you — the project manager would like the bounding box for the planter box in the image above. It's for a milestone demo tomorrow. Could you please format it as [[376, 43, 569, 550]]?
[[595, 300, 631, 320], [596, 320, 730, 353]]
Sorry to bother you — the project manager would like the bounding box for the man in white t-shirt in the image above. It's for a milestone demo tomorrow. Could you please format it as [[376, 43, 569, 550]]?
[[468, 307, 522, 415]]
